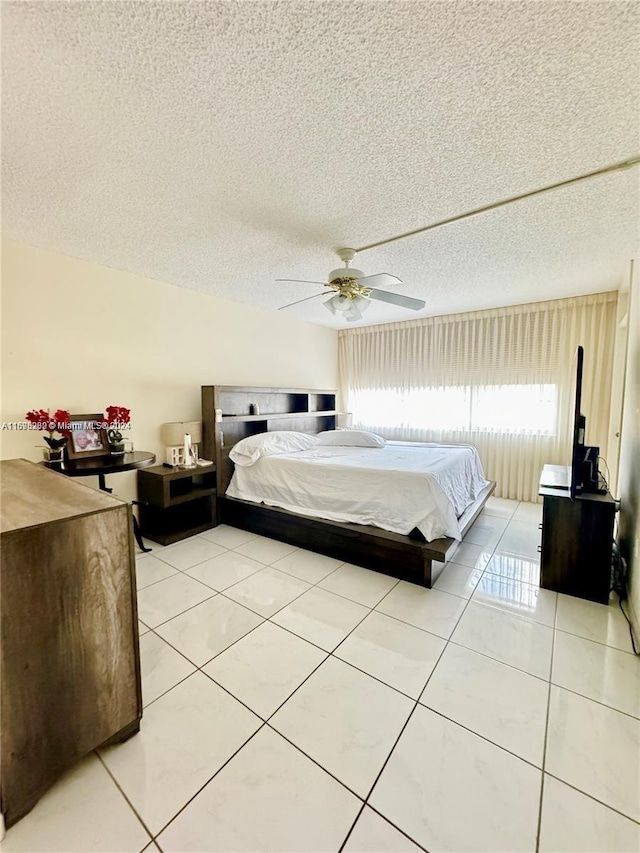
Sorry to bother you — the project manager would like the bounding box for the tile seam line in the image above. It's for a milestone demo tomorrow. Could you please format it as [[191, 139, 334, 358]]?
[[146, 576, 379, 675], [535, 616, 556, 852], [138, 589, 219, 630], [553, 622, 637, 655], [95, 750, 155, 845], [147, 697, 379, 844], [542, 771, 640, 827], [143, 526, 554, 696], [149, 610, 559, 752], [358, 557, 479, 810]]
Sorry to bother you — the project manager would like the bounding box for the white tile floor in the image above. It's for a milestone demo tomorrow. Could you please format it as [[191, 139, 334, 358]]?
[[4, 497, 640, 852]]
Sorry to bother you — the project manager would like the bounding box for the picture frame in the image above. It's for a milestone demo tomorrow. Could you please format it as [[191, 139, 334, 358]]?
[[65, 413, 110, 460]]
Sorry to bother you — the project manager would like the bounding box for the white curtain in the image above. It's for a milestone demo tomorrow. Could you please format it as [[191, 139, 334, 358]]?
[[338, 292, 618, 501]]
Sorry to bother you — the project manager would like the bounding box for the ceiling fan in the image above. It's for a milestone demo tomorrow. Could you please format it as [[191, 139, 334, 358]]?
[[277, 248, 426, 322]]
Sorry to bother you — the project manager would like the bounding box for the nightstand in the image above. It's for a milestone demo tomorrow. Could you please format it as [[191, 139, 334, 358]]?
[[137, 463, 217, 545]]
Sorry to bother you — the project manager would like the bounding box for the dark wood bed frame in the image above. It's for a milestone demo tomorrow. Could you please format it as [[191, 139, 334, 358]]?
[[201, 385, 495, 587]]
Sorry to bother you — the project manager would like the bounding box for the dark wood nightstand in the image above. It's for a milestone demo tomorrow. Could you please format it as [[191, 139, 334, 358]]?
[[137, 463, 217, 545]]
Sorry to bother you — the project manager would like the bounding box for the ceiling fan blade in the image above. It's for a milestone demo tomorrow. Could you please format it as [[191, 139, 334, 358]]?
[[278, 292, 327, 311], [275, 279, 328, 286], [369, 289, 426, 311], [357, 273, 402, 289]]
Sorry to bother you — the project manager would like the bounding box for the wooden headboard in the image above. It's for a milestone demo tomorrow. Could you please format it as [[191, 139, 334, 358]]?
[[201, 386, 337, 496]]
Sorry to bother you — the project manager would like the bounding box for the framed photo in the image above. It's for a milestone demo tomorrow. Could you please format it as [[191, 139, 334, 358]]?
[[65, 413, 110, 460]]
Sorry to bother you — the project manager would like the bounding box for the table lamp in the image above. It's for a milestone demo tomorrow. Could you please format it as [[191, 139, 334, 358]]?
[[336, 413, 353, 429], [160, 421, 202, 467]]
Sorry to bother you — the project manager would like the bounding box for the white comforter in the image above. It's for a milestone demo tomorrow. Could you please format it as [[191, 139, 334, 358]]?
[[226, 442, 489, 541]]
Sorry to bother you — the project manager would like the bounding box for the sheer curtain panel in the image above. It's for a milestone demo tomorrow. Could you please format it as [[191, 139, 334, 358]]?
[[338, 292, 617, 501]]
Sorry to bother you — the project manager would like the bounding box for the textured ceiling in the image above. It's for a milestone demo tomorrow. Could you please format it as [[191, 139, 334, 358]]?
[[2, 1, 639, 327]]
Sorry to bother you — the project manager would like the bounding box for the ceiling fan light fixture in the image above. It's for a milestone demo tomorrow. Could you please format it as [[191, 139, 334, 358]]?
[[323, 292, 370, 321], [322, 295, 338, 315], [351, 295, 370, 313], [344, 307, 362, 322], [324, 293, 349, 314]]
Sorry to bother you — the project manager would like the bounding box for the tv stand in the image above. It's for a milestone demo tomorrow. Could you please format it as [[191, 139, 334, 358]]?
[[539, 465, 617, 604]]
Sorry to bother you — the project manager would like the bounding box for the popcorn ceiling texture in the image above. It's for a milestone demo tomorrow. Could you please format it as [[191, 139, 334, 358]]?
[[2, 0, 639, 327]]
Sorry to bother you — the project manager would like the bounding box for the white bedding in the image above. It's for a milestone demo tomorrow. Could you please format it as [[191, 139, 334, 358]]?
[[226, 441, 489, 541]]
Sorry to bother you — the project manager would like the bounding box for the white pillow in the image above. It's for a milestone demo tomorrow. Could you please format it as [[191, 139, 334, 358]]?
[[229, 431, 320, 466], [317, 429, 386, 448]]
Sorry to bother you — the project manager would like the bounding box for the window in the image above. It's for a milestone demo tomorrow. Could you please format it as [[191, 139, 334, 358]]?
[[472, 384, 557, 434], [352, 384, 558, 436]]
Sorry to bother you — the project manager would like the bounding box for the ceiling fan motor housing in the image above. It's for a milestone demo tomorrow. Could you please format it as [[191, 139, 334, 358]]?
[[329, 248, 363, 285], [328, 267, 365, 284]]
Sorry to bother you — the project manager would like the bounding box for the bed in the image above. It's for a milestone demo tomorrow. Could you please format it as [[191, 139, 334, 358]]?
[[226, 440, 489, 542], [201, 385, 496, 587]]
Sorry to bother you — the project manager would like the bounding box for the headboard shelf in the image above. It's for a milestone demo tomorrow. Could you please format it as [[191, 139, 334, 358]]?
[[216, 386, 335, 395], [309, 393, 336, 413], [201, 385, 337, 496], [214, 389, 335, 419], [221, 410, 338, 424]]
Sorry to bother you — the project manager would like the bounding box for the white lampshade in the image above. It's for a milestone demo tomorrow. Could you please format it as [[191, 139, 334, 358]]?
[[161, 421, 202, 445], [323, 293, 370, 322], [323, 294, 345, 315], [336, 412, 353, 429]]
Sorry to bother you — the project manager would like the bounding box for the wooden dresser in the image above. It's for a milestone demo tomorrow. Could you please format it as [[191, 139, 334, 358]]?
[[0, 459, 142, 829]]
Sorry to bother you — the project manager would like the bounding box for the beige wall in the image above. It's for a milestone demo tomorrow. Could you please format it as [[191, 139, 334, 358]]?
[[618, 258, 640, 645], [1, 239, 338, 502]]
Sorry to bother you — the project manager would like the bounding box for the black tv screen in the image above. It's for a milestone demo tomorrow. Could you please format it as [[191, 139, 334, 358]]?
[[570, 345, 585, 498]]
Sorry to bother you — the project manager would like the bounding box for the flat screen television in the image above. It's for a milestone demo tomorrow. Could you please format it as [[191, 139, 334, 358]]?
[[569, 345, 601, 497], [570, 345, 586, 499]]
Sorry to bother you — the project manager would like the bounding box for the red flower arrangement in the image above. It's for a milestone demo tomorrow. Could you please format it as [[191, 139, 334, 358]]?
[[104, 405, 131, 445], [25, 409, 72, 450]]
